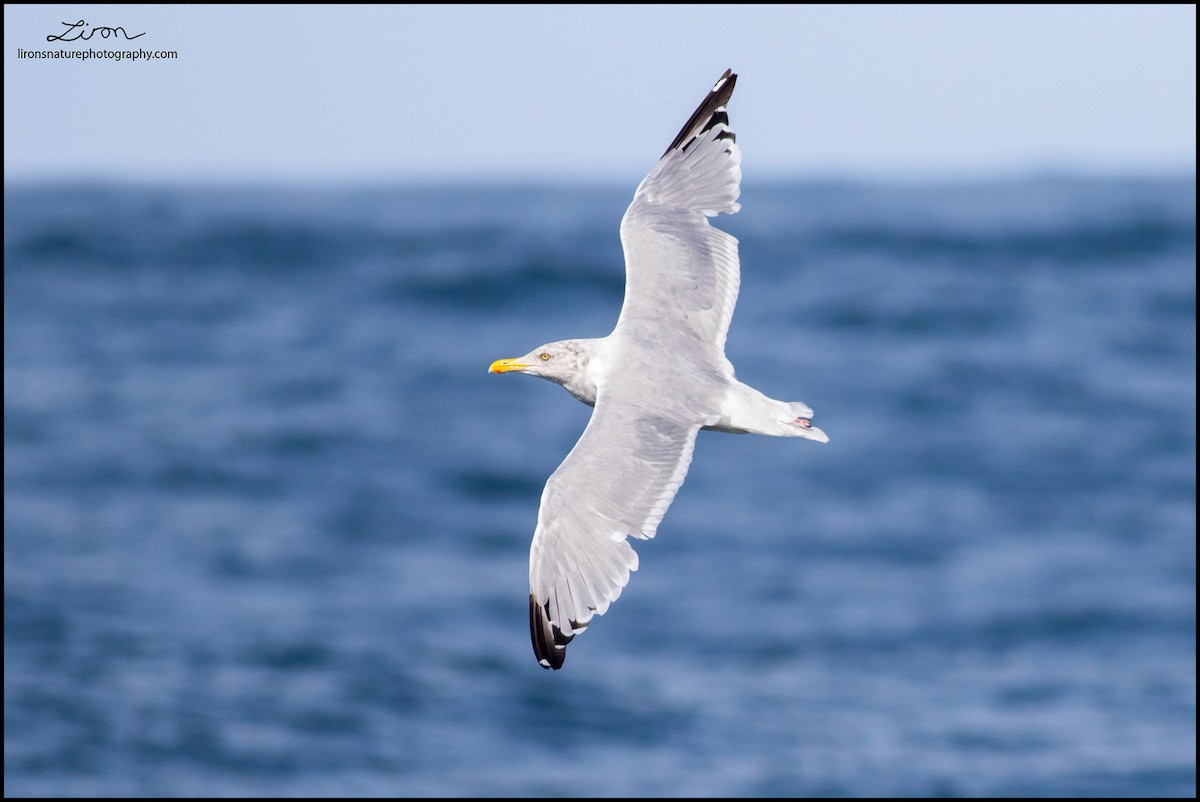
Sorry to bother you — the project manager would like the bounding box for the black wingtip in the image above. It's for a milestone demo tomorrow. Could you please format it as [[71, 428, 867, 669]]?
[[661, 68, 739, 158], [530, 594, 573, 670]]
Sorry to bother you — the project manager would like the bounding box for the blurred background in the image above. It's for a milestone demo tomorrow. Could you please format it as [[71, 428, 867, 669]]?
[[5, 5, 1195, 797]]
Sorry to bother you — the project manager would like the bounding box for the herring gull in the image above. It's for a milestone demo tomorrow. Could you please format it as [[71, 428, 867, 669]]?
[[489, 69, 829, 669]]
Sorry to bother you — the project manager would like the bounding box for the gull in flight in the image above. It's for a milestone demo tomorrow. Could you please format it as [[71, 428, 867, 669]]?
[[489, 69, 829, 669]]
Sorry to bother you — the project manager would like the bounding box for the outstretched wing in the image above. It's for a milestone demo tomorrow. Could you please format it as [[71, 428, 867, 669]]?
[[617, 68, 743, 363], [528, 70, 744, 669], [529, 394, 707, 669]]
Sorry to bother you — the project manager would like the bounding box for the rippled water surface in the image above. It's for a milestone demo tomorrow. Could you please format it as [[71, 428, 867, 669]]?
[[5, 178, 1196, 796]]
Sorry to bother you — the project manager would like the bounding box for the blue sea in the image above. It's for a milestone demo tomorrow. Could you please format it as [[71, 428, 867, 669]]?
[[4, 177, 1196, 797]]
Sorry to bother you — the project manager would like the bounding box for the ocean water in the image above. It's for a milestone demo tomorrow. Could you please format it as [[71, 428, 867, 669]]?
[[4, 177, 1196, 797]]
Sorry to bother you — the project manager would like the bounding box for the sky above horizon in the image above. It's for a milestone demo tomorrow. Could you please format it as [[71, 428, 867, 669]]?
[[4, 4, 1196, 183]]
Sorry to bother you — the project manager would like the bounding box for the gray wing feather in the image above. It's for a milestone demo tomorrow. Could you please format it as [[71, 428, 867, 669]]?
[[618, 70, 743, 362], [529, 398, 705, 667]]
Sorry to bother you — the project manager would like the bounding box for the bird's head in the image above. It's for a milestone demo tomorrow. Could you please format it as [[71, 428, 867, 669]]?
[[488, 339, 601, 405]]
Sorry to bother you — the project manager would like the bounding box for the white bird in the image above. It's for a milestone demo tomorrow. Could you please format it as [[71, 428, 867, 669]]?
[[489, 69, 828, 669]]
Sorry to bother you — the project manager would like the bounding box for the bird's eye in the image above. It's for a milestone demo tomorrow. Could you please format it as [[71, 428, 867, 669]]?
[[539, 352, 551, 361]]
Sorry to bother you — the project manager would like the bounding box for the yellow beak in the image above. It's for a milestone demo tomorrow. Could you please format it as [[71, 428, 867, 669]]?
[[488, 358, 529, 374]]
